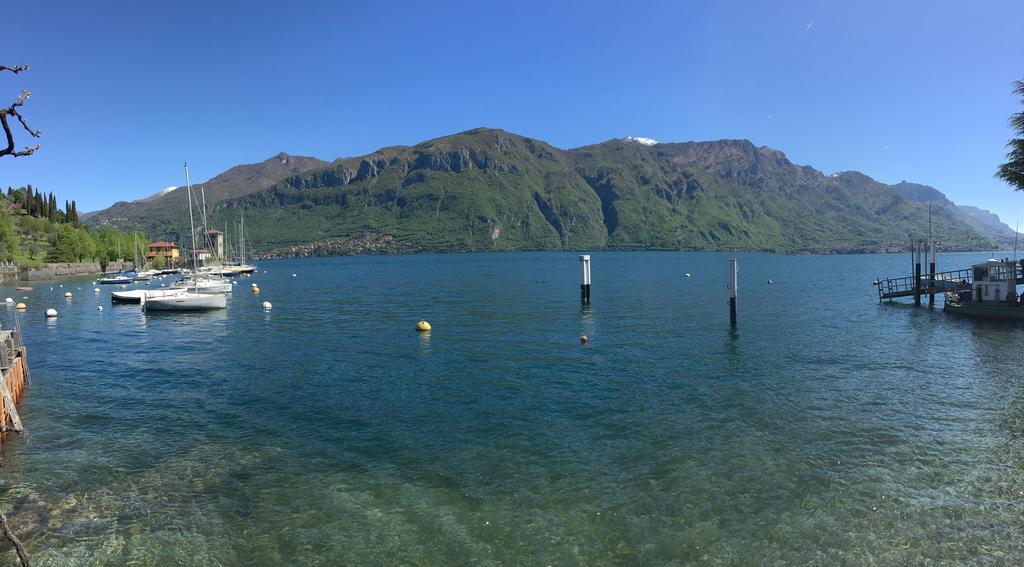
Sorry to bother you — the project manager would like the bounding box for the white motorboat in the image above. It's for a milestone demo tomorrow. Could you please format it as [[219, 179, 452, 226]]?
[[142, 291, 227, 311]]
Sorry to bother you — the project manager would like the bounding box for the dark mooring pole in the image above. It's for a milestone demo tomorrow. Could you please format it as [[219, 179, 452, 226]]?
[[928, 240, 936, 306], [729, 258, 738, 328], [913, 240, 922, 306], [579, 254, 591, 305]]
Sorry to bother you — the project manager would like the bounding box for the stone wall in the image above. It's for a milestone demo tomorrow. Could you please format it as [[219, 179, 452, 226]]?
[[0, 261, 133, 283]]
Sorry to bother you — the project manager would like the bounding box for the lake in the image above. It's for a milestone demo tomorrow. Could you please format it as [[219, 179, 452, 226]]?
[[1, 251, 1022, 565]]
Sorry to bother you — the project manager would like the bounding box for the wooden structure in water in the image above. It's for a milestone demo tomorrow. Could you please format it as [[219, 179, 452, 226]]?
[[874, 239, 1024, 304], [0, 316, 29, 440]]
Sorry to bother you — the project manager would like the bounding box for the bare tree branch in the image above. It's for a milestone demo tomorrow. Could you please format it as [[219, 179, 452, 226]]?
[[1, 69, 42, 158], [0, 510, 30, 566]]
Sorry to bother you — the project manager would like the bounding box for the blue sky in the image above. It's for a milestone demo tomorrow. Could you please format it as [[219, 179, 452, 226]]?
[[3, 0, 1024, 226]]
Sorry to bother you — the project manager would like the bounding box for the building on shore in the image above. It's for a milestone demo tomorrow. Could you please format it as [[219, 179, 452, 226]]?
[[146, 241, 181, 267]]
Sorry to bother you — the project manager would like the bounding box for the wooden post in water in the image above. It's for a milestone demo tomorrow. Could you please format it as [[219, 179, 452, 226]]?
[[917, 240, 925, 307], [928, 240, 936, 306], [729, 258, 738, 328], [579, 254, 591, 305]]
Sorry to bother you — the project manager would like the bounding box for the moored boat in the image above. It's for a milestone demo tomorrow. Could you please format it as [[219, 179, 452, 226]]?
[[111, 288, 187, 304], [143, 162, 228, 312], [943, 258, 1024, 320], [98, 269, 139, 284], [142, 291, 227, 311]]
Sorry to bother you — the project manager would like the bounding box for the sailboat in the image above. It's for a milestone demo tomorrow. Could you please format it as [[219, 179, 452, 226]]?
[[132, 233, 155, 280], [143, 163, 227, 312], [225, 214, 257, 275], [98, 269, 138, 285]]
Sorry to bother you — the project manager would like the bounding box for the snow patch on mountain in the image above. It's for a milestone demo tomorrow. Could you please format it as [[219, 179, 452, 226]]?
[[623, 136, 660, 146]]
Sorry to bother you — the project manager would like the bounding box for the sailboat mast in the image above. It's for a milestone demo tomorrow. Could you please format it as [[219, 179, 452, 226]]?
[[240, 214, 245, 265], [185, 162, 198, 271]]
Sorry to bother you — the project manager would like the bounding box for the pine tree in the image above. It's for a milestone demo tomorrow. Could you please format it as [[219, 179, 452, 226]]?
[[71, 200, 79, 226], [998, 79, 1024, 191]]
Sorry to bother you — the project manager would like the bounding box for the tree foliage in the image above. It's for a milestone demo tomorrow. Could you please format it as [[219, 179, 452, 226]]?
[[0, 209, 17, 261], [997, 79, 1024, 191]]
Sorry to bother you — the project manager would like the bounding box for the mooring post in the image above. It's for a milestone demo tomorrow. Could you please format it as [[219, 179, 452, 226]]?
[[928, 240, 936, 306], [917, 240, 925, 307], [579, 254, 591, 305], [729, 258, 738, 328]]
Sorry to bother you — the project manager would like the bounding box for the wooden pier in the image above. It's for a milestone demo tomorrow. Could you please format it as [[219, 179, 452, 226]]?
[[875, 265, 1023, 302], [0, 321, 28, 439]]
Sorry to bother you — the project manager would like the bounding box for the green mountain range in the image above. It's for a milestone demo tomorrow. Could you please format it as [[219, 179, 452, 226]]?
[[83, 128, 1018, 255]]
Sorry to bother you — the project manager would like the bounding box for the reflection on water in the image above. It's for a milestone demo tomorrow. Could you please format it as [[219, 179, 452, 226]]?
[[1, 251, 1023, 564]]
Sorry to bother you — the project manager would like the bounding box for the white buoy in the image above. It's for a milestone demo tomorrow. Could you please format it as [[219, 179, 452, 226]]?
[[94, 288, 100, 293], [97, 305, 103, 312], [685, 273, 691, 278], [3, 298, 12, 304], [251, 282, 258, 288], [262, 301, 272, 310], [292, 273, 297, 277], [45, 308, 57, 318], [768, 279, 773, 284]]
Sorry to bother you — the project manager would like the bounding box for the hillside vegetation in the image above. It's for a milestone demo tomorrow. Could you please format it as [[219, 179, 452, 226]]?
[[85, 129, 1016, 255], [2, 185, 147, 268]]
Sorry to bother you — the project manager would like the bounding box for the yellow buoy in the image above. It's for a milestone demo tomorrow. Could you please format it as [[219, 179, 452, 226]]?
[[64, 291, 73, 298], [416, 320, 431, 332], [252, 287, 260, 293], [16, 303, 26, 310]]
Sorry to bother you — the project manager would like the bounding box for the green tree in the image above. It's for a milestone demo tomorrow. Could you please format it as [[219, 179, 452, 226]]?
[[75, 227, 96, 261], [98, 252, 109, 273], [152, 252, 166, 269], [0, 209, 17, 261], [998, 79, 1024, 191], [45, 224, 79, 262]]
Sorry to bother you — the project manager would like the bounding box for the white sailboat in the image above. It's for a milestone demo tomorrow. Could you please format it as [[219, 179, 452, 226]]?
[[225, 214, 257, 275], [143, 162, 228, 313], [112, 288, 187, 304]]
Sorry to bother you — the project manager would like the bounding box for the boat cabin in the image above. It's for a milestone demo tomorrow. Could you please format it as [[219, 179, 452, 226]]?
[[969, 259, 1020, 303]]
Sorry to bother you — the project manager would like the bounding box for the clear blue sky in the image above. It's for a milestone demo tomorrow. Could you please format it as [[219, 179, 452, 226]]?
[[4, 0, 1024, 226]]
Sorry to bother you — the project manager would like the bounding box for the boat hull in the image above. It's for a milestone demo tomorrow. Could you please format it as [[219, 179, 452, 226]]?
[[143, 292, 227, 311], [111, 289, 185, 304], [944, 300, 1024, 320]]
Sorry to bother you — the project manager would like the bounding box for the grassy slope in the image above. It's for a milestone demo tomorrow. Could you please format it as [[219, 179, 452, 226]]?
[[86, 129, 1000, 254], [220, 129, 608, 251]]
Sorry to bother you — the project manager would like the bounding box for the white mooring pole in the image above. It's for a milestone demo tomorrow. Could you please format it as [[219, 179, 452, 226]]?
[[579, 255, 591, 305]]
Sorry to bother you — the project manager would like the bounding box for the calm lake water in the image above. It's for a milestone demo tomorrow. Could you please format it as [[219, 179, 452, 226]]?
[[0, 251, 1022, 565]]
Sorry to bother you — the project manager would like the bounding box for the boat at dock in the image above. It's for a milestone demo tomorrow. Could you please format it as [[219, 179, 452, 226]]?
[[943, 258, 1024, 320]]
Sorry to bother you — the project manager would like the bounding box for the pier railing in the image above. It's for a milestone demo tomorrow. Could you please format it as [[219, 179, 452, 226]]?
[[875, 267, 1024, 302], [875, 268, 974, 301]]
